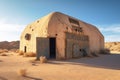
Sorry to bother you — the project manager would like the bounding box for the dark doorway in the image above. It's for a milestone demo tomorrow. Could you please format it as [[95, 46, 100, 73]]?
[[49, 38, 56, 59], [24, 46, 27, 53]]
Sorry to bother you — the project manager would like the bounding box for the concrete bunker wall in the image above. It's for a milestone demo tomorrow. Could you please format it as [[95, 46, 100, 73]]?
[[79, 22, 104, 53], [20, 25, 37, 53], [36, 36, 66, 60], [20, 14, 51, 53], [47, 13, 68, 59], [20, 12, 104, 60], [65, 32, 89, 59]]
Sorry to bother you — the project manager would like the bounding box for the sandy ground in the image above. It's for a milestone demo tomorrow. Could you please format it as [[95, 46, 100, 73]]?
[[0, 52, 120, 80]]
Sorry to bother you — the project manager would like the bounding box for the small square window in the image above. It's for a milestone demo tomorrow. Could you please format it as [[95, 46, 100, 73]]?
[[25, 33, 31, 40]]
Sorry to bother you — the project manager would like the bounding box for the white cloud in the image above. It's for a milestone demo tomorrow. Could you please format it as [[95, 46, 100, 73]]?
[[99, 24, 120, 33], [0, 19, 120, 42], [96, 24, 120, 42], [105, 35, 120, 42], [0, 20, 26, 41]]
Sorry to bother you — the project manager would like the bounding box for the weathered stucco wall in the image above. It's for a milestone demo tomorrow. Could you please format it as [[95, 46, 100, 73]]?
[[48, 12, 104, 55], [20, 24, 37, 53], [20, 12, 104, 59], [48, 13, 68, 59], [80, 22, 104, 52], [65, 32, 89, 59], [20, 13, 53, 53]]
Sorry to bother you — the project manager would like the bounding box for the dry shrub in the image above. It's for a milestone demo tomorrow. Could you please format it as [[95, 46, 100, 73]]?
[[110, 45, 120, 51], [91, 51, 99, 57], [105, 42, 120, 52], [3, 49, 8, 52], [0, 49, 8, 53], [18, 51, 24, 55], [0, 50, 3, 54], [29, 59, 36, 63], [18, 69, 27, 76], [23, 53, 31, 57], [27, 52, 36, 57], [40, 56, 47, 63], [1, 53, 8, 56], [114, 42, 117, 45], [87, 53, 94, 57], [99, 48, 110, 54], [23, 53, 28, 57], [15, 49, 20, 53], [9, 49, 18, 52], [24, 52, 36, 57]]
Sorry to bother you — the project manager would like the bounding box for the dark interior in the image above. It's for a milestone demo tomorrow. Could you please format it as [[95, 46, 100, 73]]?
[[49, 38, 56, 59], [24, 46, 27, 53]]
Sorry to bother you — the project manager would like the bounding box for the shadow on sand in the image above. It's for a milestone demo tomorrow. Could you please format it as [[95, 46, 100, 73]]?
[[0, 60, 3, 62], [49, 54, 120, 70], [23, 75, 42, 80], [0, 76, 8, 80]]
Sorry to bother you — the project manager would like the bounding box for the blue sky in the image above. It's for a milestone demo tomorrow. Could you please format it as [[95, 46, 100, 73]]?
[[0, 0, 120, 42]]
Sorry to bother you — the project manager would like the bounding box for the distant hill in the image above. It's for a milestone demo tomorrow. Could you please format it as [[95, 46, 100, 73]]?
[[105, 42, 120, 52], [0, 41, 19, 50], [0, 41, 120, 52]]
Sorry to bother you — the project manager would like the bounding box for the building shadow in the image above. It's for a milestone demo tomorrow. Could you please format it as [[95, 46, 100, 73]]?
[[0, 76, 8, 80], [23, 75, 42, 80], [48, 54, 120, 70], [47, 61, 64, 65], [65, 54, 120, 70]]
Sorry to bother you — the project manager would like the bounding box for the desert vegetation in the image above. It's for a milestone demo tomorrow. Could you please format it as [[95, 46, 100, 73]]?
[[0, 41, 119, 53], [0, 49, 8, 53], [40, 56, 47, 63], [0, 41, 19, 54], [0, 50, 120, 80], [18, 50, 24, 55], [105, 42, 120, 52], [0, 41, 36, 57], [0, 41, 120, 80], [99, 48, 110, 54], [23, 52, 36, 57], [18, 69, 27, 76], [0, 41, 19, 50]]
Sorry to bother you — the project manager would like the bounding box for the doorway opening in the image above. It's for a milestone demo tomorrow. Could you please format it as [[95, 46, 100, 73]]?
[[24, 46, 27, 53], [49, 38, 56, 59]]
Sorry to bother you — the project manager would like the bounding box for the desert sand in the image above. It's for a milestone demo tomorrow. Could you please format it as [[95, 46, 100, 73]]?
[[105, 42, 120, 52], [0, 52, 120, 80]]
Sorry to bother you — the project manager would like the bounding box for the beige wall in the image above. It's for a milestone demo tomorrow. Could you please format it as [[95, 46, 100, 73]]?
[[48, 12, 104, 53], [20, 13, 52, 53], [79, 21, 104, 53], [65, 32, 89, 59], [48, 13, 67, 59], [20, 12, 104, 59]]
